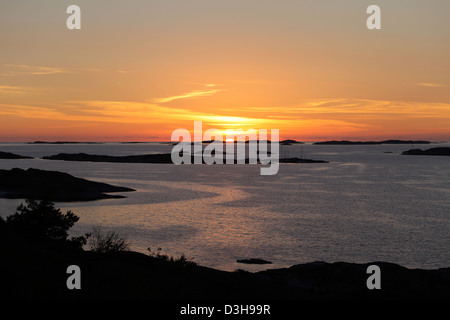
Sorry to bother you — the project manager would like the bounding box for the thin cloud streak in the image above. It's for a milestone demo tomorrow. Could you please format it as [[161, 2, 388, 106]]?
[[0, 85, 34, 94], [154, 89, 224, 103], [243, 99, 450, 116], [416, 82, 449, 88], [2, 64, 110, 76], [4, 64, 74, 75]]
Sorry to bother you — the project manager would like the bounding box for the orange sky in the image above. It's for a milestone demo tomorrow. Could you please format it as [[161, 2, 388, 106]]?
[[1, 1, 450, 141]]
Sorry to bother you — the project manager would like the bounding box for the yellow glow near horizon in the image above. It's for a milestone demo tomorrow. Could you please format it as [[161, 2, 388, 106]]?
[[1, 2, 450, 141], [1, 97, 450, 141]]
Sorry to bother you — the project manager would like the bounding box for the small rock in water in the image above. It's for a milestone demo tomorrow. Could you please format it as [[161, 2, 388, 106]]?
[[237, 258, 273, 265]]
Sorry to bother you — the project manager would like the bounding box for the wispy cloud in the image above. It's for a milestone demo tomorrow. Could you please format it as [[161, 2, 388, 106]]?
[[4, 64, 74, 76], [416, 82, 449, 88], [186, 82, 217, 88], [0, 85, 34, 94], [2, 64, 110, 76], [154, 88, 224, 103], [242, 98, 450, 117], [154, 83, 224, 103]]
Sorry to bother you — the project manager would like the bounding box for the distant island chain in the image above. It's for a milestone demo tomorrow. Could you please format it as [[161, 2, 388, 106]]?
[[171, 121, 280, 175]]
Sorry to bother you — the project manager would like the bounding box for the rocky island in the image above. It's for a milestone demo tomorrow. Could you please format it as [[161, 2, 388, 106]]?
[[237, 258, 273, 265], [0, 168, 135, 201], [43, 152, 174, 163], [279, 157, 329, 163], [42, 153, 329, 164], [314, 140, 431, 145], [402, 147, 450, 156], [280, 139, 304, 145]]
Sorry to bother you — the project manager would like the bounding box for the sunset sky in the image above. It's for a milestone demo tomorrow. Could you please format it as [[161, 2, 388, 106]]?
[[1, 0, 450, 141]]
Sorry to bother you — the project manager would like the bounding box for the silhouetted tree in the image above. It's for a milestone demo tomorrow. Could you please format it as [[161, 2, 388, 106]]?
[[6, 199, 87, 250]]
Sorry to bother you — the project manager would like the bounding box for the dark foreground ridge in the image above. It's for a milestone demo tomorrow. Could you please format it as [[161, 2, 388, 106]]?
[[1, 233, 449, 300], [314, 140, 431, 145], [0, 151, 33, 159], [0, 168, 135, 201], [1, 200, 449, 300], [402, 147, 450, 156], [42, 152, 329, 164]]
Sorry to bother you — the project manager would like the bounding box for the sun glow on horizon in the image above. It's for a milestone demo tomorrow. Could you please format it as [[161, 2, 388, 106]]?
[[1, 1, 450, 141]]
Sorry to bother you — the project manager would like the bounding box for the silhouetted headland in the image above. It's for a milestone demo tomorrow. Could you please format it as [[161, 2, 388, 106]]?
[[402, 147, 450, 156], [0, 168, 135, 201], [314, 140, 431, 145], [0, 151, 33, 159]]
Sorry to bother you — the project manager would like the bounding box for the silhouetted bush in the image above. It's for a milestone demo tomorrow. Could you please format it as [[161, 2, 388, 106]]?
[[147, 247, 197, 268], [88, 225, 130, 253], [5, 199, 88, 250]]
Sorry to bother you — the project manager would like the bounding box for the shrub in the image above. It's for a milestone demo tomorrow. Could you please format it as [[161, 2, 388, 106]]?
[[87, 225, 130, 253], [0, 216, 5, 229], [147, 247, 197, 268]]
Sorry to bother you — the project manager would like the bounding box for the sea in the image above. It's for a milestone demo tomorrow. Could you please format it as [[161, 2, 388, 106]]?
[[0, 141, 449, 272]]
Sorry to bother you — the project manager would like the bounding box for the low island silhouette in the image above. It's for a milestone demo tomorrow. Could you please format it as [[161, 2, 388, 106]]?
[[0, 168, 135, 202], [0, 151, 33, 159], [313, 140, 431, 145], [402, 147, 450, 156], [42, 152, 329, 164]]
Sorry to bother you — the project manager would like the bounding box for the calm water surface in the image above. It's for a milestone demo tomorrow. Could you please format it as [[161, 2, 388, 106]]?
[[1, 142, 449, 271]]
